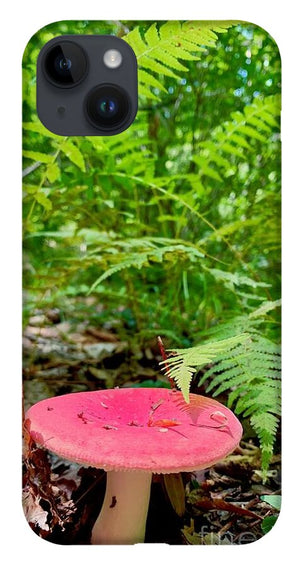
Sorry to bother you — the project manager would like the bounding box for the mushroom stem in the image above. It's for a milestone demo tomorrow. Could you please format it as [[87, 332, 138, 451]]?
[[91, 470, 152, 544]]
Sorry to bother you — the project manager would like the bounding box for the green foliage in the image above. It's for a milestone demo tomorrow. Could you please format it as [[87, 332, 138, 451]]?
[[166, 302, 281, 472], [261, 515, 278, 534], [260, 494, 281, 510], [88, 238, 206, 294], [125, 21, 235, 99], [201, 335, 280, 472], [22, 20, 281, 471], [260, 495, 281, 533], [161, 334, 249, 403], [196, 94, 280, 179]]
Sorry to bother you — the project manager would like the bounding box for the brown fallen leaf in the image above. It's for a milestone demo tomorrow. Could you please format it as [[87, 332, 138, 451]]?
[[194, 497, 262, 519], [163, 473, 185, 517], [86, 327, 119, 342], [23, 488, 49, 532]]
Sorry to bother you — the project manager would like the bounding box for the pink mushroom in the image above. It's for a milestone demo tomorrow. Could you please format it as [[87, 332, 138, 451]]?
[[25, 387, 242, 544]]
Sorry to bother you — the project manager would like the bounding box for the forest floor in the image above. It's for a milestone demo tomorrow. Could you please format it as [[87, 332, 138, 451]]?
[[22, 301, 281, 545]]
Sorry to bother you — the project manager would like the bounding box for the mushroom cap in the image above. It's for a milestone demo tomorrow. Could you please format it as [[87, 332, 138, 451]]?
[[26, 388, 242, 474]]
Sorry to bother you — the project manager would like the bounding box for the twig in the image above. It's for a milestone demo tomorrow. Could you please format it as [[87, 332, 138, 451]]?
[[157, 336, 176, 389]]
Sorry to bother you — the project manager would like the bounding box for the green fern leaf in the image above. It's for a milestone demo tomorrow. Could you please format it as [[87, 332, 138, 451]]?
[[144, 22, 160, 46], [23, 121, 59, 139], [249, 299, 281, 319], [250, 413, 279, 471], [59, 140, 86, 172], [138, 69, 167, 93], [200, 334, 281, 472], [197, 95, 281, 180], [125, 21, 234, 99], [23, 150, 54, 164], [165, 303, 281, 472], [162, 333, 249, 402], [87, 240, 206, 295], [88, 252, 150, 294]]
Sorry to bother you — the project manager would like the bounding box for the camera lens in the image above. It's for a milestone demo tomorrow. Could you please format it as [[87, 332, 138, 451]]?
[[86, 84, 130, 131], [98, 98, 118, 117], [57, 57, 72, 71], [44, 41, 87, 87]]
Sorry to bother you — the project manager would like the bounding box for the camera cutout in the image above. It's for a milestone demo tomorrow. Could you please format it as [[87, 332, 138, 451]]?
[[43, 41, 88, 87], [86, 84, 130, 131], [37, 35, 138, 136]]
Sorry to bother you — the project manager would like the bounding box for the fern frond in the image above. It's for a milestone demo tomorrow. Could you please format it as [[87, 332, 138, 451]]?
[[204, 267, 271, 302], [161, 334, 249, 403], [88, 251, 150, 294], [165, 302, 281, 472], [249, 299, 281, 319], [194, 95, 281, 181], [250, 413, 280, 471], [87, 240, 206, 294], [125, 21, 235, 99], [199, 334, 280, 472], [195, 302, 280, 341]]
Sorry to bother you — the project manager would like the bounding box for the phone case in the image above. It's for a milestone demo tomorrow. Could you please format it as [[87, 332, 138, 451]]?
[[22, 20, 281, 545]]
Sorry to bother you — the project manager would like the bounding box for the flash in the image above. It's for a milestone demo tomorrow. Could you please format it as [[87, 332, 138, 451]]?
[[103, 49, 123, 69]]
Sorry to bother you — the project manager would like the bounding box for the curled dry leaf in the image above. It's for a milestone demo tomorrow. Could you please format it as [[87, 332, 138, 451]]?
[[23, 488, 50, 532]]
